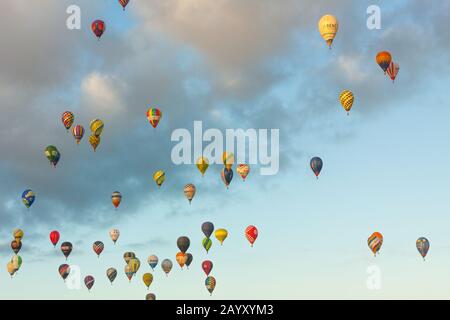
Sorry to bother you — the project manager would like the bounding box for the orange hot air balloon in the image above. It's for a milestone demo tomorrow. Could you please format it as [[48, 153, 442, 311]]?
[[176, 252, 188, 269], [111, 191, 122, 209], [376, 51, 392, 74], [368, 232, 383, 256]]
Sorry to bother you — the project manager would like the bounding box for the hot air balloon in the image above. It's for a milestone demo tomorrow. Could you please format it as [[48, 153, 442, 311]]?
[[161, 259, 173, 276], [177, 236, 190, 253], [72, 124, 85, 144], [186, 253, 193, 269], [310, 157, 323, 179], [236, 164, 250, 181], [92, 20, 105, 39], [339, 90, 354, 115], [90, 119, 104, 136], [416, 237, 430, 261], [49, 230, 60, 247], [245, 225, 258, 247], [146, 108, 162, 128], [202, 237, 212, 254], [84, 275, 95, 291], [143, 273, 153, 289], [202, 260, 213, 276], [11, 255, 22, 272], [59, 264, 70, 281], [222, 152, 234, 170], [109, 229, 120, 244], [44, 145, 60, 167], [118, 0, 130, 10], [7, 262, 15, 278], [205, 276, 216, 296], [106, 267, 117, 284], [21, 189, 35, 209], [125, 265, 134, 282], [221, 168, 233, 188], [111, 191, 122, 210], [176, 252, 188, 269], [13, 229, 24, 242], [148, 255, 158, 271], [387, 61, 400, 83], [123, 252, 135, 264], [368, 232, 383, 256], [93, 241, 104, 258], [89, 135, 100, 152], [153, 170, 165, 188], [184, 184, 196, 204], [376, 51, 392, 73], [215, 229, 228, 246], [61, 111, 74, 131], [318, 14, 338, 48], [61, 242, 73, 260], [196, 156, 209, 177], [11, 240, 21, 254], [146, 293, 156, 300], [202, 222, 214, 238], [129, 258, 141, 274]]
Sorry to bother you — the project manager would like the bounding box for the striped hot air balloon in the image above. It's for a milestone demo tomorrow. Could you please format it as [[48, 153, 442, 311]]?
[[236, 164, 250, 181], [153, 170, 165, 188], [84, 275, 95, 291], [386, 61, 400, 83], [146, 108, 162, 128], [339, 90, 354, 115], [93, 241, 104, 258], [118, 0, 130, 10], [106, 267, 117, 284], [368, 232, 383, 257], [318, 15, 338, 48], [111, 191, 122, 209], [72, 125, 85, 144], [205, 276, 216, 295], [61, 111, 74, 131]]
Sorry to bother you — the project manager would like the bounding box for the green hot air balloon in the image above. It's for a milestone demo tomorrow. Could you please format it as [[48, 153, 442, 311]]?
[[44, 145, 60, 167], [202, 237, 212, 254]]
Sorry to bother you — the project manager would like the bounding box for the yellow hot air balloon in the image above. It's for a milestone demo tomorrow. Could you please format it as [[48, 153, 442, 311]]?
[[153, 170, 166, 188], [339, 90, 354, 115], [90, 119, 104, 136], [318, 14, 338, 48], [175, 252, 188, 269], [128, 258, 141, 274], [6, 262, 15, 277], [222, 152, 234, 170], [196, 156, 209, 177], [89, 135, 100, 152], [215, 228, 228, 245], [13, 229, 24, 242], [142, 273, 153, 289]]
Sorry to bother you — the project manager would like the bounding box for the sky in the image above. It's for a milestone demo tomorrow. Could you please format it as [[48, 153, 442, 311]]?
[[1, 0, 450, 299]]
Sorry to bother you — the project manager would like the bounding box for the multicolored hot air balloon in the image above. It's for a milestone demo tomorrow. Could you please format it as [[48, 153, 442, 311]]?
[[202, 260, 213, 276], [118, 0, 130, 10], [111, 191, 122, 209], [45, 145, 60, 167], [153, 170, 165, 188], [202, 222, 214, 238], [147, 108, 162, 128], [376, 51, 392, 73], [22, 189, 35, 209], [186, 253, 193, 269], [236, 164, 250, 181], [215, 229, 228, 246], [176, 252, 188, 269], [11, 255, 22, 272], [221, 168, 233, 188], [59, 264, 70, 281], [196, 156, 209, 177], [93, 241, 104, 258], [125, 265, 134, 282], [318, 14, 338, 48], [202, 237, 212, 254], [184, 184, 196, 204], [147, 255, 158, 271], [72, 124, 85, 144], [368, 232, 383, 256], [90, 119, 104, 136], [177, 236, 190, 253], [310, 157, 323, 179], [339, 90, 354, 115], [161, 259, 173, 276], [61, 242, 73, 260], [92, 20, 105, 39], [49, 230, 60, 247], [123, 252, 135, 264], [61, 111, 74, 131], [11, 240, 21, 255], [386, 61, 400, 83], [106, 267, 117, 284], [109, 229, 120, 245], [143, 273, 153, 289], [13, 229, 24, 242], [205, 276, 216, 296], [245, 225, 258, 247], [89, 135, 100, 152], [84, 275, 95, 291], [222, 152, 234, 170], [416, 237, 430, 261]]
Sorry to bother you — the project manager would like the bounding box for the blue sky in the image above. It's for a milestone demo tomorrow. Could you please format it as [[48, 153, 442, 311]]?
[[1, 0, 450, 299]]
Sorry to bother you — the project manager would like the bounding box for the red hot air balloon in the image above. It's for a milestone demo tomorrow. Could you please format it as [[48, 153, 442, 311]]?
[[245, 225, 258, 247], [92, 20, 105, 39], [84, 275, 95, 291], [118, 0, 130, 10], [93, 241, 104, 258], [202, 260, 213, 276], [50, 230, 60, 247]]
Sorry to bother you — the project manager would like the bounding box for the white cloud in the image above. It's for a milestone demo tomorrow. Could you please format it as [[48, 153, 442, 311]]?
[[81, 72, 125, 113]]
